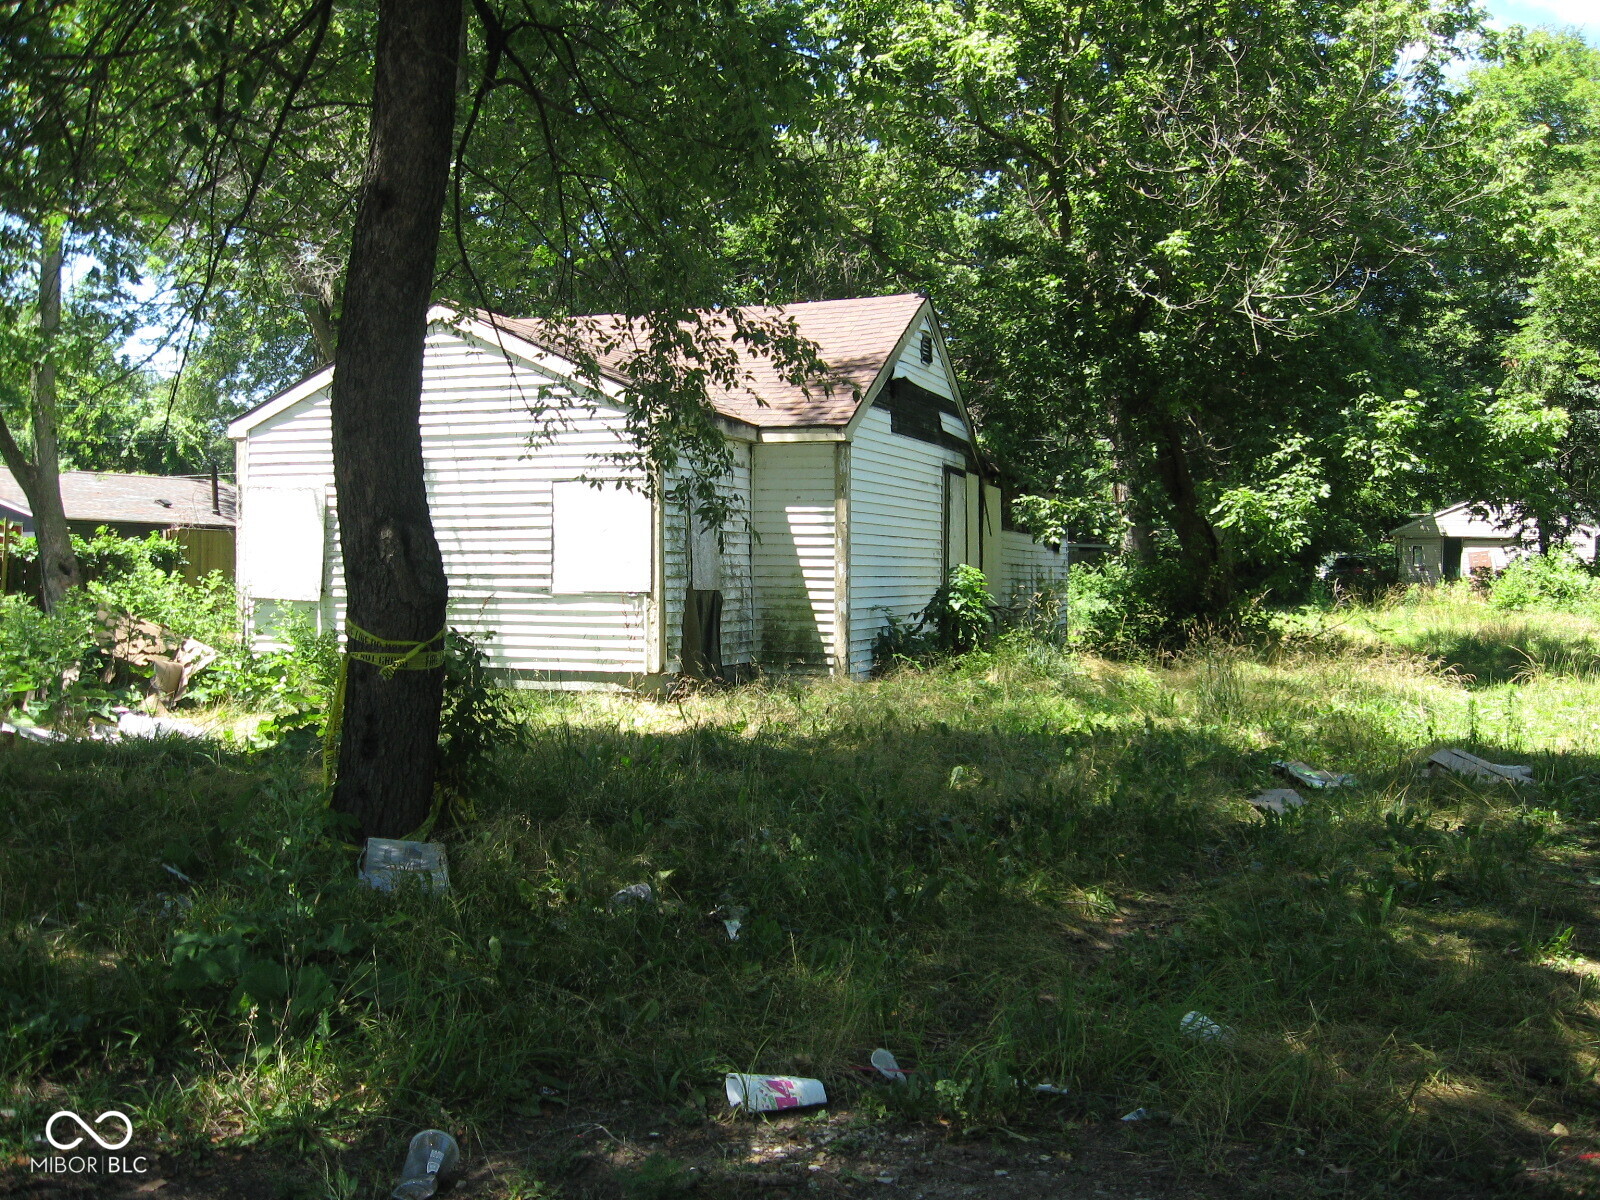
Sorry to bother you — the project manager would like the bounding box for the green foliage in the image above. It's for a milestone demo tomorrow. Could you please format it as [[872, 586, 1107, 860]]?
[[873, 565, 1000, 667], [436, 629, 523, 801], [0, 591, 107, 722], [1489, 551, 1600, 611], [1065, 558, 1269, 651]]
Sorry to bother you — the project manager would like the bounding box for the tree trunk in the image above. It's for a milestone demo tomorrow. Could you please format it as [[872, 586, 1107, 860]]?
[[1150, 416, 1227, 614], [0, 219, 82, 611], [328, 0, 460, 841]]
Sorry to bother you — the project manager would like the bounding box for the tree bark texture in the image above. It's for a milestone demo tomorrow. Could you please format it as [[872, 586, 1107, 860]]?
[[0, 220, 82, 611], [1150, 415, 1227, 614], [328, 0, 460, 840]]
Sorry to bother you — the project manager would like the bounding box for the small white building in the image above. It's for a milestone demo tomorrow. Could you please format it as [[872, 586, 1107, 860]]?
[[227, 294, 1066, 686], [1391, 502, 1597, 583]]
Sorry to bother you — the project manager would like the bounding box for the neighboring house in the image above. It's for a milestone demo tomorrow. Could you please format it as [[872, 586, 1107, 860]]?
[[1391, 502, 1598, 583], [0, 468, 236, 585], [227, 293, 1068, 686]]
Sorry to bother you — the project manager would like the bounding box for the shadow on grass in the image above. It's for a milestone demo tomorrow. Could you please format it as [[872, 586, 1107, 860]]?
[[3, 692, 1600, 1197]]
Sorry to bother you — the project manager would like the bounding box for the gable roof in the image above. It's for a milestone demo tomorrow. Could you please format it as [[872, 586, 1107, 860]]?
[[0, 470, 235, 529], [229, 293, 947, 439], [482, 293, 930, 430]]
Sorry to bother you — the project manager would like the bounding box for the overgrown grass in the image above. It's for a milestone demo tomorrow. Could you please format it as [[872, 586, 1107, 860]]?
[[5, 591, 1600, 1196]]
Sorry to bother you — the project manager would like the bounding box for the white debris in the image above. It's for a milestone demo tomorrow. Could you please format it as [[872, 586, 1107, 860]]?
[[870, 1048, 907, 1082], [117, 710, 206, 739], [1, 720, 66, 743], [360, 839, 450, 895], [1032, 1083, 1070, 1095], [1249, 788, 1306, 815], [1426, 748, 1534, 784], [1179, 1010, 1234, 1042], [608, 882, 654, 910], [1272, 759, 1357, 789]]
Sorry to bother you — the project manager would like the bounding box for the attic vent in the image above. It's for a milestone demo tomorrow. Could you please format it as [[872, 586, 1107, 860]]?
[[919, 333, 934, 365]]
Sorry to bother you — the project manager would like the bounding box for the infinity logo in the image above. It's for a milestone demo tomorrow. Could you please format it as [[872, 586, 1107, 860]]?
[[44, 1111, 133, 1151]]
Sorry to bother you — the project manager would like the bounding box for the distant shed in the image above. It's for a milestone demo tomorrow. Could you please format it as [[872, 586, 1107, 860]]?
[[1390, 502, 1597, 582], [0, 469, 236, 584]]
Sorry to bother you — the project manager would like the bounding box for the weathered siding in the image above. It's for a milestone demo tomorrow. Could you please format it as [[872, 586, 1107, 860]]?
[[846, 405, 966, 675], [662, 442, 756, 672], [1000, 530, 1068, 595], [238, 328, 654, 676], [751, 441, 835, 669]]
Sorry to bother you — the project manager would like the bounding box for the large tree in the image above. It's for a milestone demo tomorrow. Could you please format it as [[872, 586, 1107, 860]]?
[[774, 0, 1488, 615]]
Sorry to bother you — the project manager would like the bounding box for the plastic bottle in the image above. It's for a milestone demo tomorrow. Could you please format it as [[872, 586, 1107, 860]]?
[[391, 1129, 461, 1199]]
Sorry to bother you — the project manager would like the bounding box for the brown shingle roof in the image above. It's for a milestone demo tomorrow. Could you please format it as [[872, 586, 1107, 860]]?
[[0, 470, 236, 529], [486, 293, 928, 429]]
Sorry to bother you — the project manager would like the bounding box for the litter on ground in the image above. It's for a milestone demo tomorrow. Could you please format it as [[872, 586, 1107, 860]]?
[[608, 882, 654, 909], [1032, 1083, 1070, 1095], [360, 839, 450, 895], [1179, 1010, 1234, 1042], [117, 710, 207, 739], [391, 1129, 460, 1200], [0, 720, 66, 743], [726, 1072, 827, 1112], [870, 1049, 907, 1082], [1249, 788, 1307, 815], [1426, 748, 1534, 784], [1273, 759, 1357, 789]]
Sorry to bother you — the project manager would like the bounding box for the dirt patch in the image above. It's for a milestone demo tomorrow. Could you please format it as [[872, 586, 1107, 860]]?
[[1, 1103, 1253, 1200]]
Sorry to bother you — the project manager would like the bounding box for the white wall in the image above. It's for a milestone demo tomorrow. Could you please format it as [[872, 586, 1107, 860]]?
[[238, 327, 655, 677], [1000, 530, 1068, 595], [847, 406, 966, 675], [751, 441, 836, 669]]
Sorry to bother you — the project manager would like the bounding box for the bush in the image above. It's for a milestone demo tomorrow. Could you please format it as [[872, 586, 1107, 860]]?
[[1066, 555, 1271, 650], [872, 565, 1001, 668], [1489, 552, 1600, 611]]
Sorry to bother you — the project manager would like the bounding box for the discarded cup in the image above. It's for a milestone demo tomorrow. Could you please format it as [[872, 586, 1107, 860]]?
[[1179, 1010, 1234, 1042], [1032, 1083, 1070, 1096], [725, 1072, 827, 1112], [361, 839, 450, 895], [870, 1049, 907, 1083], [609, 882, 654, 910], [391, 1129, 461, 1199]]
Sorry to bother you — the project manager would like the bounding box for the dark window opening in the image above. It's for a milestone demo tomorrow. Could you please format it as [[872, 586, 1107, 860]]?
[[920, 333, 933, 365]]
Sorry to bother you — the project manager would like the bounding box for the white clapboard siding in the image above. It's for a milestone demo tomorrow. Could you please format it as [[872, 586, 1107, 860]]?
[[1000, 531, 1068, 595], [751, 441, 835, 669], [893, 314, 952, 398], [847, 402, 966, 676], [662, 444, 756, 671], [239, 328, 654, 675]]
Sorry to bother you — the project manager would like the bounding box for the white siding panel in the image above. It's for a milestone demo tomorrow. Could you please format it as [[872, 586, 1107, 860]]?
[[751, 442, 835, 669], [1001, 531, 1068, 594], [893, 315, 954, 398], [846, 406, 962, 676], [239, 329, 654, 676]]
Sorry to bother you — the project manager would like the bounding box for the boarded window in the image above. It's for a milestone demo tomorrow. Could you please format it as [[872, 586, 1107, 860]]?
[[944, 469, 968, 570], [552, 480, 652, 593], [246, 488, 324, 601]]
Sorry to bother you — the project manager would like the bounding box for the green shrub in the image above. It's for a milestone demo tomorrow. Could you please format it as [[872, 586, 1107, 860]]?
[[1489, 551, 1600, 611]]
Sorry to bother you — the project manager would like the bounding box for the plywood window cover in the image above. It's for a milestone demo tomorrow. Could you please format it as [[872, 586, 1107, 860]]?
[[551, 479, 653, 594]]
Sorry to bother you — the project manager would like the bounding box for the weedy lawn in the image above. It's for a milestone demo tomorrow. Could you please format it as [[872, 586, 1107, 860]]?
[[4, 590, 1600, 1197]]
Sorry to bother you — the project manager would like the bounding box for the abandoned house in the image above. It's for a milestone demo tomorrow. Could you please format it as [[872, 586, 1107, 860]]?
[[227, 294, 1067, 686]]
